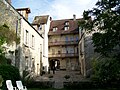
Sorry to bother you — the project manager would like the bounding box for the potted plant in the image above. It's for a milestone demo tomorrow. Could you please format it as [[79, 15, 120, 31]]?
[[64, 75, 70, 80]]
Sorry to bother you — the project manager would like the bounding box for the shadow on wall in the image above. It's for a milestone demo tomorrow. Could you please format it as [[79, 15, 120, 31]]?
[[84, 35, 99, 77]]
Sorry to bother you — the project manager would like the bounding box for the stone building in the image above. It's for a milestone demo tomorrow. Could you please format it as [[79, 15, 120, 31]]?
[[0, 0, 44, 76], [79, 27, 99, 77], [48, 15, 80, 71]]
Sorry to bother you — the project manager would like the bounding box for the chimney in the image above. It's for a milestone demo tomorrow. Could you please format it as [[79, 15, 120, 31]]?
[[6, 0, 11, 4], [73, 14, 76, 21], [16, 8, 31, 21], [50, 17, 52, 21]]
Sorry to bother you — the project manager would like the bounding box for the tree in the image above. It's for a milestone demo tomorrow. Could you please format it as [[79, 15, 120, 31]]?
[[91, 57, 120, 85], [79, 0, 120, 56], [79, 0, 120, 86]]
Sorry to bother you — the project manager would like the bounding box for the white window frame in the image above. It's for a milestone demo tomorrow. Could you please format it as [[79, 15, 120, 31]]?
[[64, 26, 69, 31], [32, 35, 35, 48], [53, 27, 58, 32], [65, 22, 69, 25], [24, 30, 29, 46]]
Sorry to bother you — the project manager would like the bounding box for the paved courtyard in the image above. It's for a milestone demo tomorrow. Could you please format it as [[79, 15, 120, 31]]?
[[35, 70, 89, 89]]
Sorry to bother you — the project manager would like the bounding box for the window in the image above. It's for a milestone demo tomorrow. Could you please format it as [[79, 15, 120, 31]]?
[[58, 51, 61, 54], [70, 37, 74, 41], [64, 26, 69, 31], [39, 25, 42, 30], [76, 36, 79, 42], [53, 27, 58, 32], [65, 36, 68, 41], [52, 49, 55, 54], [25, 30, 29, 45], [77, 47, 79, 53], [70, 48, 74, 53], [32, 58, 35, 72], [65, 21, 69, 25], [66, 47, 68, 53], [25, 56, 29, 70], [32, 35, 35, 48]]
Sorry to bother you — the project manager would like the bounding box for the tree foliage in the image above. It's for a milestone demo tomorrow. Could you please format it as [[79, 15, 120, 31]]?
[[91, 57, 120, 85], [79, 0, 120, 86], [79, 0, 120, 56], [0, 65, 21, 89]]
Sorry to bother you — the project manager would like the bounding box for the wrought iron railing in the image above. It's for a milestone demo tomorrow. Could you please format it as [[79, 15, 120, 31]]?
[[48, 41, 78, 46]]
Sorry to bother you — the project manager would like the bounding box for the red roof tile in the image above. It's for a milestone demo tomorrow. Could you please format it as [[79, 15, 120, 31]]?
[[49, 19, 81, 34]]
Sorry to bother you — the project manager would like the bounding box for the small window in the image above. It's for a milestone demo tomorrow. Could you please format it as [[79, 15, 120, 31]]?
[[53, 27, 58, 32], [39, 25, 42, 30], [64, 26, 69, 31], [58, 51, 61, 54], [76, 36, 79, 41], [65, 36, 68, 41], [25, 30, 29, 45], [65, 21, 69, 25], [32, 35, 34, 48], [70, 37, 74, 41]]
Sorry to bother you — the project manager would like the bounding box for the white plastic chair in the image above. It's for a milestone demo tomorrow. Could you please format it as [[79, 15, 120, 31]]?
[[6, 80, 17, 90], [16, 81, 27, 90]]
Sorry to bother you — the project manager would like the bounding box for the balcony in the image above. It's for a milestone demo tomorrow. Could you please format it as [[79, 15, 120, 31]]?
[[48, 41, 79, 46], [49, 53, 79, 58]]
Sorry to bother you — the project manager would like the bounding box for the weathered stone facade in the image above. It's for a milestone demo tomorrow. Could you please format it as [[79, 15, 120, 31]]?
[[0, 0, 44, 77], [0, 0, 21, 67], [79, 28, 99, 77]]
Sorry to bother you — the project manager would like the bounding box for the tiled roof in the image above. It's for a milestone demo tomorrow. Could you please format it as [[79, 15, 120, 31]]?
[[32, 15, 49, 25], [49, 19, 81, 34]]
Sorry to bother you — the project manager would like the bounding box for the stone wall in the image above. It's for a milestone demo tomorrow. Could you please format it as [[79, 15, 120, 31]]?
[[0, 0, 21, 67]]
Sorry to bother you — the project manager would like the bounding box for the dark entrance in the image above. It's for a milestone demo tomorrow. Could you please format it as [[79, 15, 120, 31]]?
[[49, 59, 60, 70]]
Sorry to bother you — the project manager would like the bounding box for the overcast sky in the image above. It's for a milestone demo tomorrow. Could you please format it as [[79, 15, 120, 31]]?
[[12, 0, 98, 23]]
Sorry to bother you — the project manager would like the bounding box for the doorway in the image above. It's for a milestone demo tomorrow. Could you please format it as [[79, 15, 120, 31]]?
[[49, 59, 60, 70]]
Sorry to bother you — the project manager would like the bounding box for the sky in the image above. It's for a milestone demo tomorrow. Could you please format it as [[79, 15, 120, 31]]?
[[12, 0, 98, 23]]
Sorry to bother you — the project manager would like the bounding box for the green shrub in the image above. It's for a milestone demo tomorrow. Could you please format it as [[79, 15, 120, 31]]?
[[0, 65, 21, 89], [22, 70, 35, 86], [0, 75, 3, 88], [64, 75, 70, 80], [91, 57, 120, 87], [0, 51, 7, 65]]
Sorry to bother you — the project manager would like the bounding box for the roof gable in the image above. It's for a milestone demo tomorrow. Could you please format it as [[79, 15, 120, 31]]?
[[32, 15, 49, 25]]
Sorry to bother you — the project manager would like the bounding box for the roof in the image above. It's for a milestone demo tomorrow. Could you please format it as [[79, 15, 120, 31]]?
[[49, 18, 81, 34], [16, 8, 31, 13], [32, 15, 49, 25]]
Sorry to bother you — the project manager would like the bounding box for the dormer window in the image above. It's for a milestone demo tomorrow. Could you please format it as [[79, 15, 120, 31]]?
[[64, 26, 69, 31], [65, 21, 69, 26], [53, 27, 58, 32]]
